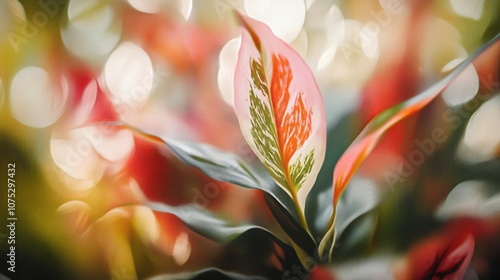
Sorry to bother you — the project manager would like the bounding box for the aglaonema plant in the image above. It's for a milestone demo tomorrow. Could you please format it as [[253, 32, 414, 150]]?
[[124, 13, 500, 279]]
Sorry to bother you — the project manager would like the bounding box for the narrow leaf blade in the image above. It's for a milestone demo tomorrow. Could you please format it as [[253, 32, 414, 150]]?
[[163, 138, 297, 217], [122, 125, 304, 226], [319, 33, 500, 259], [332, 33, 500, 204], [148, 202, 285, 247]]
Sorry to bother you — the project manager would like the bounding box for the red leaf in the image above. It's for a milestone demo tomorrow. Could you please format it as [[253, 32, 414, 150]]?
[[402, 231, 475, 280]]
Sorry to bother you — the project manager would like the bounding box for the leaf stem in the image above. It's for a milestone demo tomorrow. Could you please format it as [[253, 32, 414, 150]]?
[[318, 206, 336, 259], [290, 189, 310, 235]]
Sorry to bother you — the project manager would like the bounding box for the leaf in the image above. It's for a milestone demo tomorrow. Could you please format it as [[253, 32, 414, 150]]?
[[162, 138, 298, 221], [165, 138, 268, 189], [319, 33, 500, 259], [121, 125, 300, 222], [148, 202, 287, 249], [402, 232, 475, 280], [233, 13, 326, 219], [316, 179, 381, 259], [305, 109, 359, 237], [331, 33, 500, 205], [331, 181, 381, 258], [147, 268, 267, 280], [161, 138, 322, 259], [334, 179, 381, 239], [147, 203, 301, 279], [124, 125, 319, 262], [333, 212, 378, 259], [264, 194, 316, 258]]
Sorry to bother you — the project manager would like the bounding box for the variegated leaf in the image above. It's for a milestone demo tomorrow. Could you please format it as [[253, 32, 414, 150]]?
[[318, 33, 500, 259], [233, 13, 326, 217], [332, 33, 500, 205]]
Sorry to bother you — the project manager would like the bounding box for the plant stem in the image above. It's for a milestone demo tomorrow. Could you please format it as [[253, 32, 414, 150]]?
[[291, 190, 310, 236], [318, 207, 336, 258]]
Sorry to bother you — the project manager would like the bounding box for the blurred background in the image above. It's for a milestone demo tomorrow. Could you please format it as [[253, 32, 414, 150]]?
[[0, 0, 499, 279]]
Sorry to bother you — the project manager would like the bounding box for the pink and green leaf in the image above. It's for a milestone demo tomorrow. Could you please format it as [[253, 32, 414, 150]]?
[[318, 33, 500, 259], [332, 33, 500, 205], [233, 13, 326, 216]]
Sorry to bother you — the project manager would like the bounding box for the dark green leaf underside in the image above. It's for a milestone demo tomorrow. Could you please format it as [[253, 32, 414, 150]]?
[[147, 268, 267, 280], [148, 202, 286, 246], [163, 138, 297, 217]]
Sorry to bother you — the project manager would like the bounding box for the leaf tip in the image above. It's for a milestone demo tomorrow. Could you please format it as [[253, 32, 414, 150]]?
[[233, 11, 262, 52]]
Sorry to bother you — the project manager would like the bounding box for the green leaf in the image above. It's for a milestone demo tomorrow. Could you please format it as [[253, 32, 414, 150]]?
[[305, 110, 359, 237], [334, 180, 381, 240], [147, 203, 304, 279], [123, 126, 317, 262], [162, 138, 298, 222], [148, 202, 286, 246], [122, 125, 300, 224], [147, 268, 267, 280], [166, 138, 266, 189], [264, 194, 316, 258], [333, 212, 378, 260]]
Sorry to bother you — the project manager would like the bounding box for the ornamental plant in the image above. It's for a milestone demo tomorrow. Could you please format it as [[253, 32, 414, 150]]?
[[2, 1, 500, 279], [123, 13, 500, 279]]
